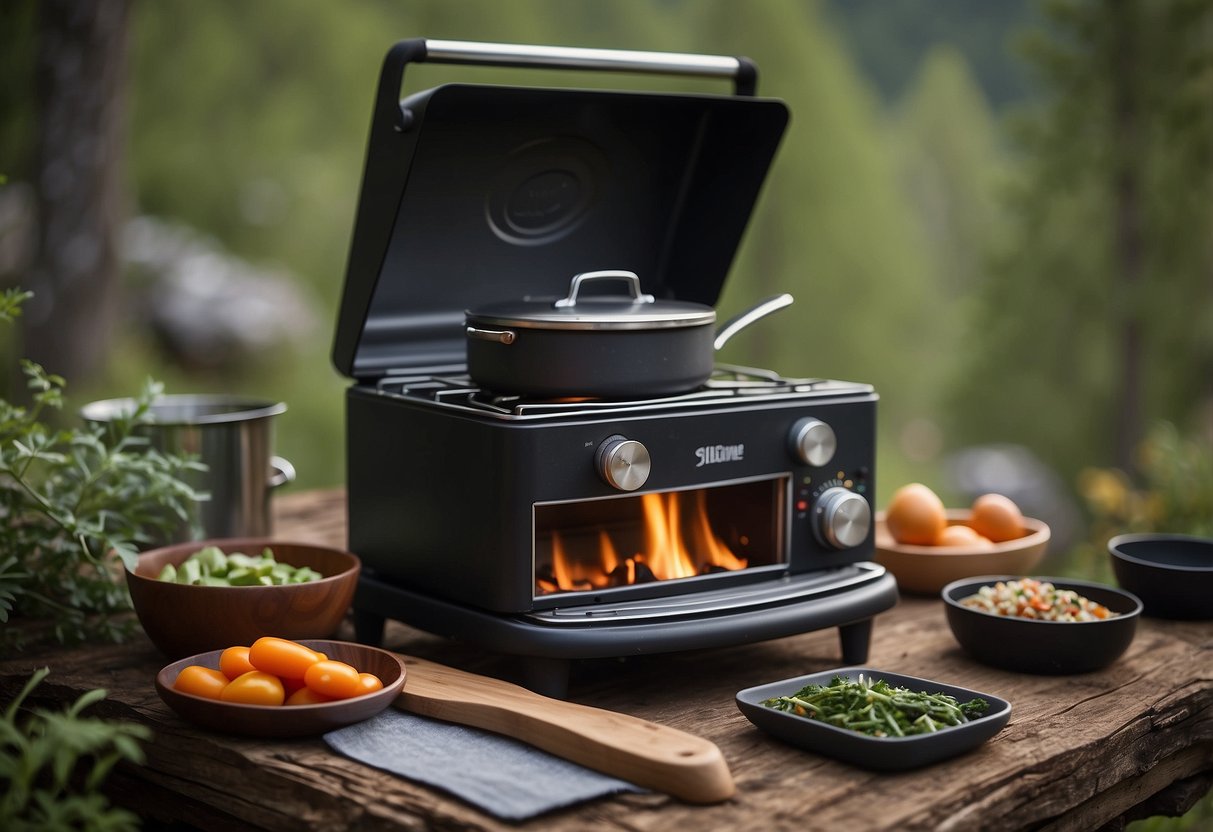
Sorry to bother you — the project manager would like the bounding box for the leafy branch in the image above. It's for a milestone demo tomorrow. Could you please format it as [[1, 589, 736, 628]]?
[[0, 667, 149, 831], [0, 288, 204, 649]]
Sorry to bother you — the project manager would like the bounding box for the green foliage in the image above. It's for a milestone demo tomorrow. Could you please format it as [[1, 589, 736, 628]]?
[[1072, 420, 1213, 581], [0, 289, 203, 649], [0, 667, 149, 832], [945, 0, 1213, 482]]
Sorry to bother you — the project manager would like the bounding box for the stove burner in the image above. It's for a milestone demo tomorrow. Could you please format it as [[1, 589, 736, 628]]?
[[373, 364, 873, 420]]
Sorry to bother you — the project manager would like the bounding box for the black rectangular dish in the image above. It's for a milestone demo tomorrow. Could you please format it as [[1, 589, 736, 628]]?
[[735, 666, 1011, 770]]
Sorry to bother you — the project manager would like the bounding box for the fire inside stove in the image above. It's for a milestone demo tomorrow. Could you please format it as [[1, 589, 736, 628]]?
[[534, 476, 787, 598]]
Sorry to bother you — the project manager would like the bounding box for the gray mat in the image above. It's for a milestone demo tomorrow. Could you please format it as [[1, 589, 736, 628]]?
[[324, 708, 644, 821]]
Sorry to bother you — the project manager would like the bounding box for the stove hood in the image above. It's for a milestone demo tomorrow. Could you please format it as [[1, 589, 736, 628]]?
[[331, 38, 789, 380]]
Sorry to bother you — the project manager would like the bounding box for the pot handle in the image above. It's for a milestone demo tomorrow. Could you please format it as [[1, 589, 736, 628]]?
[[268, 456, 296, 490], [466, 326, 517, 345], [555, 270, 655, 308], [713, 293, 794, 351]]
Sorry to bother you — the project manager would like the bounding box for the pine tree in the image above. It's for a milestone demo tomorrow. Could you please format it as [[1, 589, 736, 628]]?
[[947, 0, 1213, 482]]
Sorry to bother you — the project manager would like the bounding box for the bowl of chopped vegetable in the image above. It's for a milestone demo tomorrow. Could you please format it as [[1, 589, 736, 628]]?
[[1108, 533, 1213, 620], [736, 668, 1011, 770], [155, 638, 405, 737], [941, 576, 1142, 674], [127, 539, 360, 658]]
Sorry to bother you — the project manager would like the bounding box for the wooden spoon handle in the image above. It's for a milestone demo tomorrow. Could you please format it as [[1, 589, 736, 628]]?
[[393, 655, 735, 803]]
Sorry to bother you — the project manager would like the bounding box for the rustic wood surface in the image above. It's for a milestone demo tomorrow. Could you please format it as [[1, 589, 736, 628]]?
[[2, 488, 1210, 831]]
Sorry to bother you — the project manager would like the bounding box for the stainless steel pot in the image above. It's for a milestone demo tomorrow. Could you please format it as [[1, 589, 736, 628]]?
[[465, 270, 792, 397], [81, 395, 294, 542]]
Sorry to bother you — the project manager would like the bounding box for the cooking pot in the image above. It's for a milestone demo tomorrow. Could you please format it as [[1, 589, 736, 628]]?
[[464, 270, 792, 397]]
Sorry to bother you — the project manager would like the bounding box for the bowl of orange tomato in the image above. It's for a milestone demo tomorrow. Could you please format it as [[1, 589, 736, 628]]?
[[155, 637, 405, 737], [874, 484, 1050, 595]]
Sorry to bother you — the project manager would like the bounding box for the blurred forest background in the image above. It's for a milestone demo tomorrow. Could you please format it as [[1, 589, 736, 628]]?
[[1, 0, 1211, 579]]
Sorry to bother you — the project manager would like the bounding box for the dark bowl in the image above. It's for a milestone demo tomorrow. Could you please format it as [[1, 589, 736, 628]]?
[[736, 667, 1011, 770], [942, 576, 1142, 674], [1108, 534, 1213, 620], [127, 538, 360, 658], [155, 639, 405, 738]]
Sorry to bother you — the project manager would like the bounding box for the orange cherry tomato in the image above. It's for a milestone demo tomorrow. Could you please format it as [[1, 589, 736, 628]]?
[[248, 637, 323, 679], [174, 665, 229, 700], [304, 660, 362, 700], [285, 686, 336, 706], [219, 646, 257, 681], [219, 670, 285, 706], [356, 672, 384, 695]]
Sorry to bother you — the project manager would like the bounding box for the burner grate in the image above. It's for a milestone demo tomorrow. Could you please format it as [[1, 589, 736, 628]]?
[[373, 364, 870, 420]]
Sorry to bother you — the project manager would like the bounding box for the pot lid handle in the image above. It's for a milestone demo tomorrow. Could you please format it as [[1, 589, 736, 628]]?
[[554, 271, 656, 308]]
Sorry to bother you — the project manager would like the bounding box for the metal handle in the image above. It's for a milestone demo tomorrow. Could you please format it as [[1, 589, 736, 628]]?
[[713, 293, 794, 350], [378, 38, 758, 131], [554, 270, 655, 308], [268, 456, 296, 490], [423, 39, 751, 86], [466, 326, 517, 345]]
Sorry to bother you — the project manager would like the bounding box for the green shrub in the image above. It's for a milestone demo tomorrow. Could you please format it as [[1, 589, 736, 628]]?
[[0, 667, 150, 831], [0, 289, 202, 649]]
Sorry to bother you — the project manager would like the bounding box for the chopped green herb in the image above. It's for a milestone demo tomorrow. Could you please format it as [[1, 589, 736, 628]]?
[[762, 674, 989, 737]]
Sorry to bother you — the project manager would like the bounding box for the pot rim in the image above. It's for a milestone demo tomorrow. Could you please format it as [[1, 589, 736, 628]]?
[[81, 395, 287, 426]]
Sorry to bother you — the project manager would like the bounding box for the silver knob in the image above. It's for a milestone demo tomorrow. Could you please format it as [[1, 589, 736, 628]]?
[[596, 435, 651, 491], [815, 487, 871, 549], [790, 417, 836, 467]]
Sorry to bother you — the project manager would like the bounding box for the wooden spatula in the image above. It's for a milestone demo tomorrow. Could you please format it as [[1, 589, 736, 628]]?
[[393, 655, 735, 803]]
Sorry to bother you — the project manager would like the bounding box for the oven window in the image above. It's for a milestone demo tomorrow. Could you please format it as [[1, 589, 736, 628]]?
[[534, 476, 787, 598]]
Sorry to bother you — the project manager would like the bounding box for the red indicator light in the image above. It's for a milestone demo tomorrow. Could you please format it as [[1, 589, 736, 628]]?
[[796, 499, 808, 511]]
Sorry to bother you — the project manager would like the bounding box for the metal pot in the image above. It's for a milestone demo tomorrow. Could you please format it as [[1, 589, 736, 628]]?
[[81, 395, 295, 543], [465, 271, 792, 398]]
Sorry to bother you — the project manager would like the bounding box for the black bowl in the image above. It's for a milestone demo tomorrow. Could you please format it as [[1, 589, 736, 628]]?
[[1109, 534, 1213, 620], [941, 576, 1142, 674]]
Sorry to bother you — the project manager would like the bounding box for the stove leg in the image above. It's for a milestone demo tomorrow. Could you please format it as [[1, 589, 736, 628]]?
[[519, 656, 571, 699], [838, 619, 873, 664], [352, 608, 386, 647]]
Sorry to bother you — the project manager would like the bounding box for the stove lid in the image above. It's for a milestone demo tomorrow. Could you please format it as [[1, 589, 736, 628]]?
[[332, 39, 790, 380]]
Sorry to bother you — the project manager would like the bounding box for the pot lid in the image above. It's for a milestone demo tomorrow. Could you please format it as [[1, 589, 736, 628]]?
[[332, 40, 788, 379], [466, 270, 715, 331]]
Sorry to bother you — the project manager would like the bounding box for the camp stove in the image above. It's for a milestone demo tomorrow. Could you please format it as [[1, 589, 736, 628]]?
[[332, 39, 898, 696]]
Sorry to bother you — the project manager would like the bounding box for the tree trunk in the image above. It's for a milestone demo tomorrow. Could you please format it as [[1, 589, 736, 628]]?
[[23, 0, 129, 383]]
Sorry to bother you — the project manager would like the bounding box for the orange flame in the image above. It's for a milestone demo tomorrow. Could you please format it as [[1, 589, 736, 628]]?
[[540, 491, 748, 594]]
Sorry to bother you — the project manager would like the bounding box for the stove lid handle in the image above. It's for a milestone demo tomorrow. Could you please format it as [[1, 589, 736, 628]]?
[[379, 39, 757, 130]]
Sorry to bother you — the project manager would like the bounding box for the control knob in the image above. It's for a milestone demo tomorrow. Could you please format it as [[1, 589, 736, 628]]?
[[596, 435, 651, 492], [815, 486, 871, 549], [790, 417, 837, 467]]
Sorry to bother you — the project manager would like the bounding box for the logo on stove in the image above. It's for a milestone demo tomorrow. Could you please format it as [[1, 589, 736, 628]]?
[[695, 443, 745, 467]]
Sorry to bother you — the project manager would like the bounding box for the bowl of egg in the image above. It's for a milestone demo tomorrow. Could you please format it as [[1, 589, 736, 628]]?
[[874, 484, 1050, 594]]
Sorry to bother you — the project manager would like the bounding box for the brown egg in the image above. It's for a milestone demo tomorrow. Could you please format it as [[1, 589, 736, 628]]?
[[936, 524, 994, 549], [885, 483, 947, 545], [969, 493, 1025, 542]]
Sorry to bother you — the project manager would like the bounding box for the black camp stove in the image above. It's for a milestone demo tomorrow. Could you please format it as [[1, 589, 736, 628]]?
[[332, 39, 898, 697]]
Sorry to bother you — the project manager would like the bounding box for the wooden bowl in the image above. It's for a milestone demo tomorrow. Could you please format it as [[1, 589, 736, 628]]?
[[874, 511, 1050, 595], [127, 538, 360, 658], [155, 639, 405, 737]]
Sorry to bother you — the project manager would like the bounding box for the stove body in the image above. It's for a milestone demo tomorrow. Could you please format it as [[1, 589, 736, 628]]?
[[333, 40, 898, 695]]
